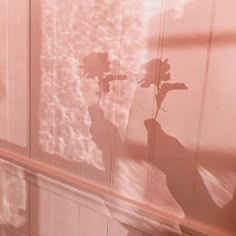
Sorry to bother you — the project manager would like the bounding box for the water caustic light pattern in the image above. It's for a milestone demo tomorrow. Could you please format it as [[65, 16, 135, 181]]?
[[37, 0, 193, 166], [29, 0, 236, 230], [0, 0, 234, 234]]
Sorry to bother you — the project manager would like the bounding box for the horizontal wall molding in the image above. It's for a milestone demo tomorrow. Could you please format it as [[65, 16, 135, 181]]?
[[0, 149, 233, 236]]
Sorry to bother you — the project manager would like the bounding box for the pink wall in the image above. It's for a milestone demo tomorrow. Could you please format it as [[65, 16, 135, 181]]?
[[0, 0, 29, 154], [0, 0, 236, 235]]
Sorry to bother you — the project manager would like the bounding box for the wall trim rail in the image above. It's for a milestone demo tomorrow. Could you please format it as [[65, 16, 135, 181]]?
[[0, 149, 232, 236]]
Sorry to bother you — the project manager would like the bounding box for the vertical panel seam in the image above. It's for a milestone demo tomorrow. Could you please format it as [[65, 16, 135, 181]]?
[[77, 206, 80, 236], [50, 193, 54, 236], [146, 0, 167, 202], [110, 0, 123, 187], [29, 0, 32, 160], [195, 0, 216, 169], [6, 0, 10, 144], [106, 218, 111, 236], [28, 182, 31, 236], [52, 0, 57, 167], [192, 0, 217, 207], [78, 0, 86, 176]]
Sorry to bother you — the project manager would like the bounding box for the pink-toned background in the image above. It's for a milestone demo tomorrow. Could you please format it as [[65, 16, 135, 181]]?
[[0, 0, 236, 235]]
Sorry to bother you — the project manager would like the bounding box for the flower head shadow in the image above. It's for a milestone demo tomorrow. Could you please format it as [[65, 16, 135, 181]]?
[[139, 58, 188, 118], [82, 52, 126, 105]]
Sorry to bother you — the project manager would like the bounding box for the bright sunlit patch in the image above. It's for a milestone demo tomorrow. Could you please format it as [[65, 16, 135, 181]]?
[[198, 165, 236, 208], [38, 0, 195, 170], [0, 171, 27, 228], [149, 167, 185, 218], [166, 0, 194, 19]]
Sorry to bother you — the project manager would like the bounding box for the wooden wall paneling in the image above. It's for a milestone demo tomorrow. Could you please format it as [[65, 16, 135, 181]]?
[[0, 0, 8, 149], [31, 0, 83, 173], [50, 0, 85, 178], [147, 0, 214, 220], [51, 193, 79, 236], [2, 0, 236, 235], [198, 1, 236, 155], [30, 0, 57, 165], [78, 206, 108, 236], [79, 0, 123, 188], [0, 170, 10, 231], [112, 0, 166, 203], [109, 218, 143, 236], [1, 156, 233, 236], [30, 184, 53, 236], [0, 170, 29, 235], [7, 0, 29, 155], [195, 0, 236, 233]]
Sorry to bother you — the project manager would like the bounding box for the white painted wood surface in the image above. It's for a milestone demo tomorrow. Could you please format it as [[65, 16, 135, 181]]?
[[0, 0, 29, 153], [0, 0, 236, 235]]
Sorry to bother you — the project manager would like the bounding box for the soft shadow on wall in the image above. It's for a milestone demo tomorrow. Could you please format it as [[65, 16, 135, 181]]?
[[29, 0, 236, 235], [32, 53, 236, 235], [88, 57, 236, 235]]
